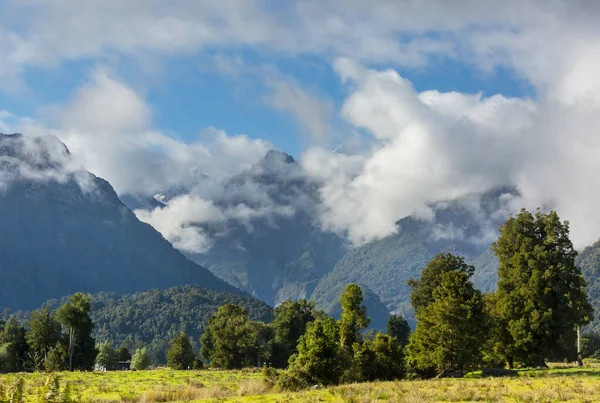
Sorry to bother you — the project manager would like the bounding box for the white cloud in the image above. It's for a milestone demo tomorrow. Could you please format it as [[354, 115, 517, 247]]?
[[265, 78, 333, 145], [134, 194, 296, 254], [302, 60, 600, 248], [135, 195, 224, 254], [13, 67, 271, 196]]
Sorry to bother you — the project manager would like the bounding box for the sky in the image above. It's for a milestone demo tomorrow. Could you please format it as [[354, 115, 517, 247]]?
[[1, 0, 600, 250]]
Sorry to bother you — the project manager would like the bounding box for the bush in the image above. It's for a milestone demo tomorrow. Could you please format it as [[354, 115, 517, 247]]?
[[131, 347, 152, 370], [275, 369, 309, 392]]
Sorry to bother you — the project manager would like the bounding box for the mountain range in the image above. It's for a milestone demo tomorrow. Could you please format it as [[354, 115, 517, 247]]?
[[2, 133, 599, 332]]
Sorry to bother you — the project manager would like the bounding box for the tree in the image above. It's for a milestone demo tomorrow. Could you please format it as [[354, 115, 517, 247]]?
[[492, 209, 593, 367], [167, 332, 195, 370], [56, 293, 96, 371], [0, 318, 28, 373], [26, 307, 61, 364], [407, 257, 486, 378], [386, 314, 410, 348], [116, 346, 131, 362], [200, 304, 260, 369], [287, 317, 346, 386], [131, 347, 152, 370], [271, 299, 319, 367], [95, 342, 118, 370], [408, 253, 474, 317], [339, 284, 370, 349]]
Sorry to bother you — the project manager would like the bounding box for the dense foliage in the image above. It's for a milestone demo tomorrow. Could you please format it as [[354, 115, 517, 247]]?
[[0, 293, 97, 373], [167, 333, 195, 370], [490, 209, 592, 368], [407, 257, 487, 377]]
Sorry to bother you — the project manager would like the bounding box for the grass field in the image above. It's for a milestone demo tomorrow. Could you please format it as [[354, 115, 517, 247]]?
[[2, 365, 600, 402]]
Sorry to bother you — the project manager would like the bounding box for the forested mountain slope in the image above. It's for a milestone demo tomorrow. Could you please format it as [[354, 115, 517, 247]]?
[[0, 133, 237, 310]]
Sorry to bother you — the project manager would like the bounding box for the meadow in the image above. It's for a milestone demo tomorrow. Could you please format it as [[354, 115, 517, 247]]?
[[2, 365, 600, 403]]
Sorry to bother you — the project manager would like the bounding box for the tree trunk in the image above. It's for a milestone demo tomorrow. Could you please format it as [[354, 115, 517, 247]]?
[[69, 327, 75, 372], [577, 325, 583, 367], [507, 356, 514, 370]]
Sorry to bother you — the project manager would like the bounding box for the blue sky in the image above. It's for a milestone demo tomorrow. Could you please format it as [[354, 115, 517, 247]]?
[[0, 49, 534, 157]]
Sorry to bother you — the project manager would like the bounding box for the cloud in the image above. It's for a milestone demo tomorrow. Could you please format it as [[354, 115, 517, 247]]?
[[134, 194, 296, 254], [134, 195, 224, 253], [301, 59, 600, 248], [12, 67, 271, 196], [2, 0, 597, 84], [3, 0, 600, 252], [265, 78, 334, 145]]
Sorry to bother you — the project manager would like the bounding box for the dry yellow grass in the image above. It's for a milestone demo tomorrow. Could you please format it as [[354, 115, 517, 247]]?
[[2, 366, 600, 402]]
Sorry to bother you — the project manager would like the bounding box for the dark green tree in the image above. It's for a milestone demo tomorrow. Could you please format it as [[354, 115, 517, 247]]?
[[95, 342, 118, 370], [200, 304, 260, 369], [26, 307, 61, 364], [116, 346, 131, 362], [492, 209, 593, 367], [386, 314, 410, 348], [0, 318, 28, 373], [271, 299, 319, 367], [339, 284, 370, 349], [407, 257, 486, 378], [167, 332, 195, 370], [286, 317, 346, 386], [56, 293, 96, 371], [408, 253, 474, 317]]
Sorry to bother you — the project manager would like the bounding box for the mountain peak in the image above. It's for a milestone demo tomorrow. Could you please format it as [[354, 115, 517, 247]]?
[[263, 150, 295, 164]]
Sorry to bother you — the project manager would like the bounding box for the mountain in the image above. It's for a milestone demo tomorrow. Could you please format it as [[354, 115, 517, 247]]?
[[4, 285, 273, 364], [0, 133, 238, 310], [310, 188, 517, 321], [123, 150, 348, 307]]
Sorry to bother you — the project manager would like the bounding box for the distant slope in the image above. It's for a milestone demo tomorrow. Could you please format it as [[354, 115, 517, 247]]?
[[471, 247, 499, 293], [0, 133, 238, 310], [311, 188, 516, 320], [5, 285, 273, 364], [578, 240, 600, 332], [131, 150, 348, 306]]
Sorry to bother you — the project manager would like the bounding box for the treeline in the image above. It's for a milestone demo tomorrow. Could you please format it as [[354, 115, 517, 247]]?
[[2, 208, 598, 388], [188, 209, 596, 387], [1, 285, 273, 366], [0, 293, 95, 372]]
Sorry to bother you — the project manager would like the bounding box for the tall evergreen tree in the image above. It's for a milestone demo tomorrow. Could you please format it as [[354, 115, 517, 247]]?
[[492, 209, 593, 367], [200, 304, 259, 369], [339, 284, 370, 349], [407, 255, 486, 378], [167, 332, 195, 370], [271, 299, 319, 367], [408, 253, 474, 317], [287, 317, 346, 386], [26, 307, 61, 364], [56, 293, 96, 371]]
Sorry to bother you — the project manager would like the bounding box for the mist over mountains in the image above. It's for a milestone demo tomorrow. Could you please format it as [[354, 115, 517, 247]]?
[[122, 144, 524, 326], [0, 133, 237, 310], [2, 131, 599, 332]]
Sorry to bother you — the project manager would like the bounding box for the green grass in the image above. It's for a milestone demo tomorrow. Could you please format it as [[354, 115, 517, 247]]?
[[3, 366, 600, 402]]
